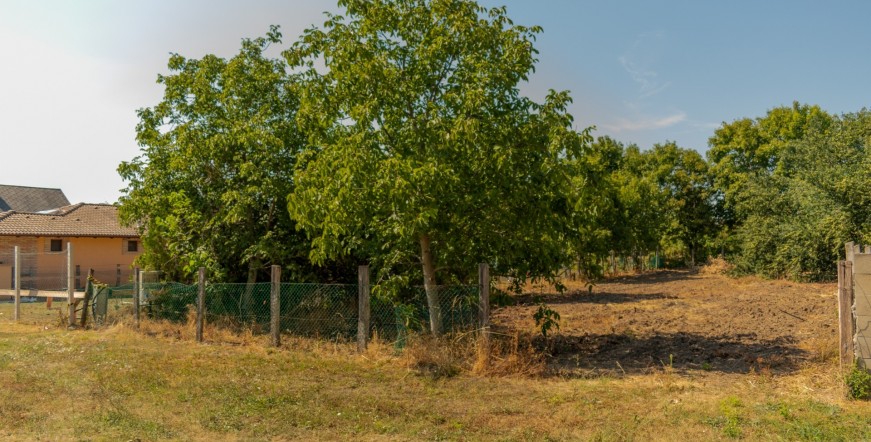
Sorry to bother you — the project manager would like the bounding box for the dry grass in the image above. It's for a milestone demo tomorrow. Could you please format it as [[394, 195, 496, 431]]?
[[700, 256, 734, 275], [399, 330, 546, 379], [1, 319, 870, 441], [2, 271, 871, 440]]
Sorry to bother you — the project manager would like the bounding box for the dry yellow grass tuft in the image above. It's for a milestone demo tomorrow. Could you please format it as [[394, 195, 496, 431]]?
[[397, 330, 546, 379], [699, 256, 734, 274]]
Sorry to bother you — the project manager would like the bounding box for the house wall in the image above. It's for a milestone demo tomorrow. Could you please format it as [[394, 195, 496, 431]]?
[[0, 236, 141, 290], [0, 236, 38, 290]]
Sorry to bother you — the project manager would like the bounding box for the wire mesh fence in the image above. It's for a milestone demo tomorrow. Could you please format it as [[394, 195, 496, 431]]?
[[0, 250, 138, 292], [279, 284, 358, 338], [2, 264, 486, 351], [137, 281, 481, 344], [371, 285, 481, 346], [0, 298, 68, 325]]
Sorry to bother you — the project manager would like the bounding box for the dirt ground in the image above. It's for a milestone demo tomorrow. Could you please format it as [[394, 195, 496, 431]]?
[[492, 269, 838, 376]]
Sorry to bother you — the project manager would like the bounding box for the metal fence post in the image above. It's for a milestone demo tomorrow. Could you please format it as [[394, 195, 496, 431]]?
[[357, 265, 370, 352], [13, 246, 20, 322], [271, 265, 281, 347], [196, 267, 205, 343], [67, 242, 75, 327], [133, 267, 140, 327]]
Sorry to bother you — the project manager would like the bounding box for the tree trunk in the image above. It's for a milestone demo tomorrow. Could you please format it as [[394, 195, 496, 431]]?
[[420, 234, 442, 336]]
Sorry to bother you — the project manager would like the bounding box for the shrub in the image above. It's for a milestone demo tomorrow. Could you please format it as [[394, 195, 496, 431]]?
[[845, 364, 871, 400]]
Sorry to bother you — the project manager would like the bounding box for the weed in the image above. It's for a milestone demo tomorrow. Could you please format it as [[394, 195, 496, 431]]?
[[533, 303, 561, 338], [844, 364, 871, 400], [718, 396, 743, 438]]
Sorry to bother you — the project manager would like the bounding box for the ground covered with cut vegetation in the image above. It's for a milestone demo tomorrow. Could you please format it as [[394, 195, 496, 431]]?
[[1, 271, 869, 441], [497, 269, 837, 376]]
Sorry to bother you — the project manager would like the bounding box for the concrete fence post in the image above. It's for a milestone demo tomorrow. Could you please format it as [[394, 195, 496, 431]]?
[[196, 267, 205, 343], [67, 242, 75, 327], [271, 265, 281, 348], [13, 246, 20, 322], [478, 263, 491, 366], [133, 267, 140, 327], [357, 265, 370, 352], [478, 263, 490, 330]]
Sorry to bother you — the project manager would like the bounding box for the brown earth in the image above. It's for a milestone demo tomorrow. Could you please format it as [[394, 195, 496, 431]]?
[[492, 269, 838, 376]]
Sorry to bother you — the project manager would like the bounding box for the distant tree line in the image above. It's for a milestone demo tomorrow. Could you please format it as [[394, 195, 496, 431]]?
[[118, 0, 870, 323]]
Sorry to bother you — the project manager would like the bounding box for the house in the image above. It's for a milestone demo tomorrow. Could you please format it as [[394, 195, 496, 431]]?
[[0, 184, 70, 212], [0, 203, 142, 291]]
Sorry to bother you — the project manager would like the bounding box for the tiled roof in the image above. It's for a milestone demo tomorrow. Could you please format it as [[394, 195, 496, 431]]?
[[0, 184, 70, 212], [0, 203, 139, 238]]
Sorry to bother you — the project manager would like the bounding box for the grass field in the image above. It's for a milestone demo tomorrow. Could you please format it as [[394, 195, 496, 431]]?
[[0, 324, 869, 440], [1, 272, 870, 441]]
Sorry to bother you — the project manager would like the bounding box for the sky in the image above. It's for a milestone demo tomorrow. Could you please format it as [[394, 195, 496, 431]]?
[[1, 0, 870, 204]]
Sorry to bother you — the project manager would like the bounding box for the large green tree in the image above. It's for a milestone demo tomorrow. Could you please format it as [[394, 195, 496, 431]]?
[[118, 28, 319, 283], [730, 109, 871, 279], [285, 0, 589, 334], [645, 142, 715, 266], [564, 136, 625, 278], [707, 102, 834, 227]]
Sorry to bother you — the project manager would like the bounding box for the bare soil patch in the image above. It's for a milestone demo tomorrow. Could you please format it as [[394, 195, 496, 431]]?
[[493, 270, 837, 376]]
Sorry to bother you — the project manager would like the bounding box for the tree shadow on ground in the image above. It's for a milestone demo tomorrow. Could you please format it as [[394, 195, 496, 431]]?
[[510, 291, 677, 306], [603, 269, 704, 286], [528, 331, 807, 376]]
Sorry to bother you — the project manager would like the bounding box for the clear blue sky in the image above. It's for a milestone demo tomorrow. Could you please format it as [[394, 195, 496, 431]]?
[[1, 0, 869, 204]]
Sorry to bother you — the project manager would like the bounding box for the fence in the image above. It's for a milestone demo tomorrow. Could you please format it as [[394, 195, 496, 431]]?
[[6, 265, 489, 350], [0, 244, 139, 326], [839, 242, 871, 372], [3, 263, 492, 350]]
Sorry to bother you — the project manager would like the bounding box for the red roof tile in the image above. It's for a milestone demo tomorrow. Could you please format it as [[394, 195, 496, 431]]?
[[0, 204, 139, 238]]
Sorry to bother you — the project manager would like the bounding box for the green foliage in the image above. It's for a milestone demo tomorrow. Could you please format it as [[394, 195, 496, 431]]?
[[118, 27, 337, 283], [568, 137, 716, 271], [707, 102, 835, 223], [285, 0, 591, 331], [645, 143, 716, 266], [718, 396, 744, 438], [115, 0, 871, 288], [845, 364, 871, 400], [722, 107, 871, 280], [146, 285, 197, 322], [532, 303, 561, 338]]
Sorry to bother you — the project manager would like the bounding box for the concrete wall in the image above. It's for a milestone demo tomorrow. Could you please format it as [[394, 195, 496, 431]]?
[[852, 253, 871, 369]]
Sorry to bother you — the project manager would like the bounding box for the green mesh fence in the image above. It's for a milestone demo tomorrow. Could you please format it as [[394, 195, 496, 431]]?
[[124, 280, 480, 343], [371, 285, 480, 345], [146, 283, 199, 321], [203, 282, 271, 327], [280, 284, 357, 338]]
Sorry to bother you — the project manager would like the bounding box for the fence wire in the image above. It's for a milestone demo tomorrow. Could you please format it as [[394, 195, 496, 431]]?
[[3, 277, 482, 346], [140, 282, 480, 343]]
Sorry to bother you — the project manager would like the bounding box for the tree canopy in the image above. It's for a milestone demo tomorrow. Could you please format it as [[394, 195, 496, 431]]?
[[284, 0, 590, 333], [118, 27, 325, 283], [119, 0, 869, 309]]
